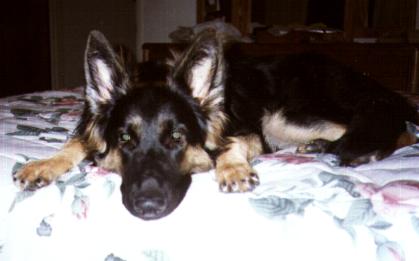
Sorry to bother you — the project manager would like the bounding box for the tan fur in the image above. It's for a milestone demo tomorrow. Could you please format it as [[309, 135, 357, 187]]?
[[216, 134, 263, 192], [126, 114, 143, 136], [262, 110, 347, 150], [180, 145, 213, 174], [203, 107, 228, 150], [15, 138, 87, 189], [396, 131, 417, 148], [98, 148, 123, 174], [84, 121, 107, 153]]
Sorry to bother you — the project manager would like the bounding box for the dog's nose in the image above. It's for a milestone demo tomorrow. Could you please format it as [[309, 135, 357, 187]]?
[[134, 193, 166, 218], [132, 178, 167, 220]]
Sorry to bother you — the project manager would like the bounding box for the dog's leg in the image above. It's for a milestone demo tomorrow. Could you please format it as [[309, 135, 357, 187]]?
[[216, 134, 263, 192], [325, 108, 415, 166], [14, 138, 87, 190]]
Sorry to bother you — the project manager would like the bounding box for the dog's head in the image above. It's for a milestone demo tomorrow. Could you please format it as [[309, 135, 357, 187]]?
[[79, 30, 226, 220]]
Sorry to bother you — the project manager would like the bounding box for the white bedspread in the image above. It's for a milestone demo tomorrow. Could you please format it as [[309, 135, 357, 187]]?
[[1, 89, 419, 261]]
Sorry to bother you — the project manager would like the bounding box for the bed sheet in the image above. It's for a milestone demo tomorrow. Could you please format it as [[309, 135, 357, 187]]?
[[1, 89, 419, 261]]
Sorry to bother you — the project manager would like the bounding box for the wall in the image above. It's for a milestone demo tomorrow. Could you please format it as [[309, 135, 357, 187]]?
[[136, 0, 197, 60], [50, 0, 196, 88], [2, 0, 51, 97], [417, 0, 419, 29], [50, 0, 136, 89]]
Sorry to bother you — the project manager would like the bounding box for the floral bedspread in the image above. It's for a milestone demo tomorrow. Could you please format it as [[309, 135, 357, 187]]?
[[1, 89, 419, 261]]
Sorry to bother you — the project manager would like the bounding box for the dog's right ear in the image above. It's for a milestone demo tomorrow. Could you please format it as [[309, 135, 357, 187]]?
[[84, 30, 130, 114]]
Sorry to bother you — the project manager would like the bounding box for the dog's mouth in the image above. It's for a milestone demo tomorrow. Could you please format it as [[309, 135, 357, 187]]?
[[121, 175, 191, 220]]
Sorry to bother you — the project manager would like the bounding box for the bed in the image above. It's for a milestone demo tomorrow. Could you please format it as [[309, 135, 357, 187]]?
[[1, 88, 419, 261]]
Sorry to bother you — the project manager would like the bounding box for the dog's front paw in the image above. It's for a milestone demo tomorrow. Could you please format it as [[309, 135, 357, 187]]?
[[296, 139, 331, 154], [339, 150, 386, 167], [216, 163, 259, 193], [14, 159, 67, 191]]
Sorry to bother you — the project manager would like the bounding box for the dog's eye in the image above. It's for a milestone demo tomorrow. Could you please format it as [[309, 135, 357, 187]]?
[[119, 133, 131, 143], [162, 127, 186, 149], [171, 131, 183, 142]]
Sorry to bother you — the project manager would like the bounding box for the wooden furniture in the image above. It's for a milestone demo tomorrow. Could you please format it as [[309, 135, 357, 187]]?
[[197, 0, 418, 42], [143, 42, 419, 94]]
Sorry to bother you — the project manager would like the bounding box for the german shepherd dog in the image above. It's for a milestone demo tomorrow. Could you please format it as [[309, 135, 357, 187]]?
[[15, 30, 418, 220]]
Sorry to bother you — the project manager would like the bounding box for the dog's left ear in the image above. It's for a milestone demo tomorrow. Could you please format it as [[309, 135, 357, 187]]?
[[84, 30, 130, 114], [170, 30, 228, 149], [170, 30, 225, 103]]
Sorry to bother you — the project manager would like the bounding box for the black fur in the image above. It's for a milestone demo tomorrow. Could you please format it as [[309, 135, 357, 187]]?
[[224, 52, 418, 165], [76, 31, 210, 220], [75, 30, 418, 220], [107, 85, 206, 220]]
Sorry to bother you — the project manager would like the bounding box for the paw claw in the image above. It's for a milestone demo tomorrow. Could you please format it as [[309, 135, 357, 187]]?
[[216, 164, 260, 193], [250, 173, 260, 184]]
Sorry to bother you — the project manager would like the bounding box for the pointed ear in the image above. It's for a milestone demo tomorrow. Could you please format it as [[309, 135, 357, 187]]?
[[170, 30, 229, 150], [84, 30, 130, 114], [170, 30, 225, 102]]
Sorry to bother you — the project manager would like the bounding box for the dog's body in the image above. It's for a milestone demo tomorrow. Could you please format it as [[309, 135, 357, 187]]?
[[15, 30, 418, 220], [224, 52, 418, 160]]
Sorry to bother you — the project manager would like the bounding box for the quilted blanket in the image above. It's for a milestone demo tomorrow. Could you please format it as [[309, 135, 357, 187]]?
[[1, 89, 419, 261]]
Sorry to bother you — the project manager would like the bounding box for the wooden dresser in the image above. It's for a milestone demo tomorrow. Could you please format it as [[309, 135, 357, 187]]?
[[143, 43, 419, 94]]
